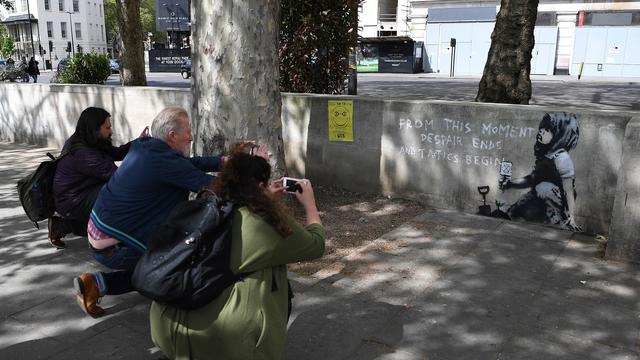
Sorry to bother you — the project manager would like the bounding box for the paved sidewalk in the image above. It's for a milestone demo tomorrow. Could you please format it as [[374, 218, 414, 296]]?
[[1, 141, 639, 360]]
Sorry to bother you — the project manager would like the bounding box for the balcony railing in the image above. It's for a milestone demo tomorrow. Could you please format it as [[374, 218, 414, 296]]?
[[378, 13, 397, 22]]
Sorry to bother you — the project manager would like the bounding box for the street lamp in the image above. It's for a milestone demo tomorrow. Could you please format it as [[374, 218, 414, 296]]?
[[175, 3, 180, 32], [162, 3, 173, 47], [26, 0, 35, 57], [65, 11, 75, 56]]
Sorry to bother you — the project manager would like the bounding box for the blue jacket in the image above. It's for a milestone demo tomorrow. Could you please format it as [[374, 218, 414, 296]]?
[[90, 137, 222, 252]]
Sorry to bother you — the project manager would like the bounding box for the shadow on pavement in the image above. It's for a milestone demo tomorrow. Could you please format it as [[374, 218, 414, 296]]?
[[2, 142, 640, 360]]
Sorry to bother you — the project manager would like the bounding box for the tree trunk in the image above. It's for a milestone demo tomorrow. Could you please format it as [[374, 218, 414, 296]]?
[[192, 1, 286, 177], [116, 0, 146, 86], [476, 0, 539, 104]]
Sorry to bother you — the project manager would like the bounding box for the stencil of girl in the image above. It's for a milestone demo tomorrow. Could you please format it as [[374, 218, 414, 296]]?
[[499, 112, 581, 231]]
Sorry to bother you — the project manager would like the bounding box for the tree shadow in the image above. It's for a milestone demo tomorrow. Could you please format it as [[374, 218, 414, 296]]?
[[285, 210, 640, 359]]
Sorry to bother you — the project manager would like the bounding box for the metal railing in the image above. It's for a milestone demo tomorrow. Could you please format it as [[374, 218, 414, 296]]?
[[378, 13, 397, 22]]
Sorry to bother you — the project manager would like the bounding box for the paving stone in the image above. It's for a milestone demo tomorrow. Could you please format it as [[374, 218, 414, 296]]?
[[286, 293, 405, 360], [347, 341, 430, 360], [527, 288, 640, 352], [498, 333, 640, 360], [47, 324, 158, 360], [390, 306, 510, 360], [0, 317, 66, 359]]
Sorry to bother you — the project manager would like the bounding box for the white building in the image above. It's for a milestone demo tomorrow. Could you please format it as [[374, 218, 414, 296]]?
[[1, 0, 108, 69], [359, 0, 640, 77]]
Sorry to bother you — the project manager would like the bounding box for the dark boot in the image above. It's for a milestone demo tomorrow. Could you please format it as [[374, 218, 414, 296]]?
[[47, 216, 74, 249], [70, 219, 88, 237]]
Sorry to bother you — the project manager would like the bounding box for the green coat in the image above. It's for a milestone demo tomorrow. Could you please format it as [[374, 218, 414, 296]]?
[[150, 206, 325, 360]]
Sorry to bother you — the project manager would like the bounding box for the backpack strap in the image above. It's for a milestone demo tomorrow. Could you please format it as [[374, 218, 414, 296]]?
[[46, 148, 70, 161]]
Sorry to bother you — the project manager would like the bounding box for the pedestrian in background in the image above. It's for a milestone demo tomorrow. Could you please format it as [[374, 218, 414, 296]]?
[[27, 57, 40, 83]]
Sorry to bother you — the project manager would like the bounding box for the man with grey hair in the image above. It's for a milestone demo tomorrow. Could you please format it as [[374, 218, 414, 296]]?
[[72, 107, 227, 317]]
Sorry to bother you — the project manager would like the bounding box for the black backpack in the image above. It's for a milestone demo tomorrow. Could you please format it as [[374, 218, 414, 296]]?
[[17, 151, 68, 228], [131, 190, 252, 310]]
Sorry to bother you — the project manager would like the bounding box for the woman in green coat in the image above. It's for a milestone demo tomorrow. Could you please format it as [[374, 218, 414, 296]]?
[[150, 151, 325, 360]]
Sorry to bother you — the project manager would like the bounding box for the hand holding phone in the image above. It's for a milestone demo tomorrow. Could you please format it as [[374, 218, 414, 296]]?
[[288, 178, 320, 225], [283, 177, 303, 193]]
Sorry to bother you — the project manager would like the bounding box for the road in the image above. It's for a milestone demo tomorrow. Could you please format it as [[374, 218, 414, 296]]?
[[33, 71, 640, 111], [37, 70, 191, 88]]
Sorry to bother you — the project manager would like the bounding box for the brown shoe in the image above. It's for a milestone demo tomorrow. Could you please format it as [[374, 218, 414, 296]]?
[[48, 217, 67, 249], [73, 273, 105, 317]]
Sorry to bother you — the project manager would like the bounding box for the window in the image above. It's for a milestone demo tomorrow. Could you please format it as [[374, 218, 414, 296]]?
[[44, 0, 50, 10], [94, 3, 97, 15], [75, 23, 82, 39], [61, 22, 67, 38], [582, 11, 640, 26], [89, 22, 93, 40], [87, 1, 90, 15], [100, 4, 102, 17], [21, 0, 27, 11], [101, 25, 104, 41], [536, 12, 557, 26], [58, 0, 64, 11], [47, 21, 54, 38], [73, 0, 79, 12]]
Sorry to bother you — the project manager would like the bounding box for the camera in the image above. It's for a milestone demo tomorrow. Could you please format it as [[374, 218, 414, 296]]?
[[283, 177, 303, 193]]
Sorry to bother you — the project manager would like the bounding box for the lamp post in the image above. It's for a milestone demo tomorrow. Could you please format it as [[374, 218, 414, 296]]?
[[175, 3, 180, 32], [26, 0, 35, 57], [162, 3, 172, 47], [65, 11, 75, 56], [175, 3, 182, 48]]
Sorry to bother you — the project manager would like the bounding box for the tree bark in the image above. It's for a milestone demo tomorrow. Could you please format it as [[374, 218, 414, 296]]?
[[192, 1, 286, 177], [116, 0, 147, 86], [476, 0, 539, 104]]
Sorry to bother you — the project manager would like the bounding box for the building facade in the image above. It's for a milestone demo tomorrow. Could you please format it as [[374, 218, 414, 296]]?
[[1, 0, 108, 69], [359, 0, 640, 77]]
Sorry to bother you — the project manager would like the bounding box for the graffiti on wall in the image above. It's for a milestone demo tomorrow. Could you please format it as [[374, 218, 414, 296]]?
[[397, 111, 581, 231], [398, 117, 537, 168], [495, 112, 581, 231]]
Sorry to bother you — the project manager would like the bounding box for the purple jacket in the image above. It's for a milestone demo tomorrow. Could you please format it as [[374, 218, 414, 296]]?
[[53, 139, 130, 216]]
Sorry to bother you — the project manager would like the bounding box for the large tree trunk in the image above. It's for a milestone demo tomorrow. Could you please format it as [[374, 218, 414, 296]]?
[[192, 1, 286, 177], [476, 0, 539, 104], [116, 0, 146, 86]]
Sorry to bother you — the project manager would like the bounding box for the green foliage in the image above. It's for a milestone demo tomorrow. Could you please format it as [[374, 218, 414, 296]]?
[[104, 0, 163, 48], [279, 0, 360, 94], [0, 0, 14, 11], [103, 0, 119, 47], [140, 0, 163, 42], [56, 53, 111, 84], [0, 35, 14, 59], [0, 24, 11, 58]]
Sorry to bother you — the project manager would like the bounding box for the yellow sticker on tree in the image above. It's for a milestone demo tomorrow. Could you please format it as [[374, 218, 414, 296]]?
[[328, 100, 354, 142]]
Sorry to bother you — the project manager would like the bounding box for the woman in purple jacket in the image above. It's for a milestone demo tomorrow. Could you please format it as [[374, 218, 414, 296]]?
[[50, 107, 147, 249]]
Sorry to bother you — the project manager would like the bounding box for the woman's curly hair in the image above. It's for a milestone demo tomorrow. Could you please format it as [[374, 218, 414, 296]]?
[[213, 150, 292, 238]]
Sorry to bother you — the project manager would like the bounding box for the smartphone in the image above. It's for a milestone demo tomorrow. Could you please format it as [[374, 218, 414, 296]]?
[[283, 177, 303, 193]]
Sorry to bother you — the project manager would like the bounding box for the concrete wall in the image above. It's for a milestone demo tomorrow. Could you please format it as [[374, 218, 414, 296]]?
[[283, 94, 632, 237], [608, 116, 640, 262], [2, 83, 640, 261], [0, 83, 190, 147]]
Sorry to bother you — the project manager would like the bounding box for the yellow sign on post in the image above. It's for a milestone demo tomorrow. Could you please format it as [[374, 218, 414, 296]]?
[[328, 100, 354, 142]]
